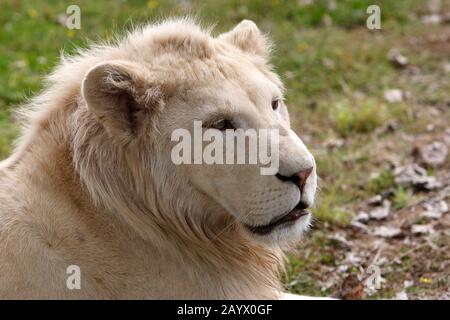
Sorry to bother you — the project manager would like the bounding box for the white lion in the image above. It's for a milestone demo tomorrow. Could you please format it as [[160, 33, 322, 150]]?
[[0, 18, 319, 299]]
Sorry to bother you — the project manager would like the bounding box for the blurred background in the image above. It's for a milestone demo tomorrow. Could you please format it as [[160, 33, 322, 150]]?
[[0, 0, 449, 299]]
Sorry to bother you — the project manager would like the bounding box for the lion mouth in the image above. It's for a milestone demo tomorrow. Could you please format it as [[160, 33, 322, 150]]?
[[245, 202, 310, 235]]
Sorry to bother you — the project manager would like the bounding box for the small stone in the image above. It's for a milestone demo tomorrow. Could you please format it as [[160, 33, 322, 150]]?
[[403, 280, 414, 288], [444, 63, 450, 73], [338, 265, 349, 273], [420, 141, 448, 167], [422, 200, 448, 219], [394, 291, 409, 300], [55, 14, 68, 26], [422, 14, 442, 24], [411, 224, 435, 235], [387, 49, 409, 68], [324, 137, 345, 149], [373, 226, 402, 238], [384, 89, 404, 103], [368, 195, 383, 206], [354, 211, 370, 222]]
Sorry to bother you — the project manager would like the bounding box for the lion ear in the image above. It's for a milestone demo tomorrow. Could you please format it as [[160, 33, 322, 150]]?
[[219, 20, 271, 57], [82, 60, 163, 140]]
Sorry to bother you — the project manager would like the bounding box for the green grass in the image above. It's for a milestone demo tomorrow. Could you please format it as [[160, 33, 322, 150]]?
[[392, 186, 412, 209], [367, 170, 395, 194], [333, 98, 387, 136]]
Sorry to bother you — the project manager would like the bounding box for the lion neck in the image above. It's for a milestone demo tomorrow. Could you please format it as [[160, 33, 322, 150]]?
[[5, 105, 284, 299]]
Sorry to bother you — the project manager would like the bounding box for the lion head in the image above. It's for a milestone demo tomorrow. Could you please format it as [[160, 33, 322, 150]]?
[[72, 19, 317, 248]]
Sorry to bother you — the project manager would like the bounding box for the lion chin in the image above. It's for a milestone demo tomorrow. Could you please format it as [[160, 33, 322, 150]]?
[[245, 211, 313, 245], [0, 18, 319, 299]]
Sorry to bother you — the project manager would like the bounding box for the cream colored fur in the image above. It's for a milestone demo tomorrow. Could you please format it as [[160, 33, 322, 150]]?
[[0, 18, 317, 299]]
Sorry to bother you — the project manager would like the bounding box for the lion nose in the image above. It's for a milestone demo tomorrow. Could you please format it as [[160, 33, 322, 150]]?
[[296, 167, 313, 192], [276, 166, 313, 193]]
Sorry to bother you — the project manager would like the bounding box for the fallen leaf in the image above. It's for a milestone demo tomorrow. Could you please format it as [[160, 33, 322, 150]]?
[[328, 234, 352, 250], [369, 200, 391, 220], [345, 252, 362, 265], [350, 220, 369, 232], [339, 274, 365, 300], [403, 280, 414, 288]]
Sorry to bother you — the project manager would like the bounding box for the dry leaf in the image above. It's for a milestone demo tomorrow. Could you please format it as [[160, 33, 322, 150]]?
[[394, 164, 442, 191], [422, 199, 448, 219], [373, 226, 402, 238], [339, 274, 365, 300], [369, 200, 391, 220]]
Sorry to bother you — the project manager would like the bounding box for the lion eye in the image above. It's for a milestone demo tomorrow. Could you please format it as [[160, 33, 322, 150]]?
[[272, 99, 281, 111], [211, 119, 235, 131]]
